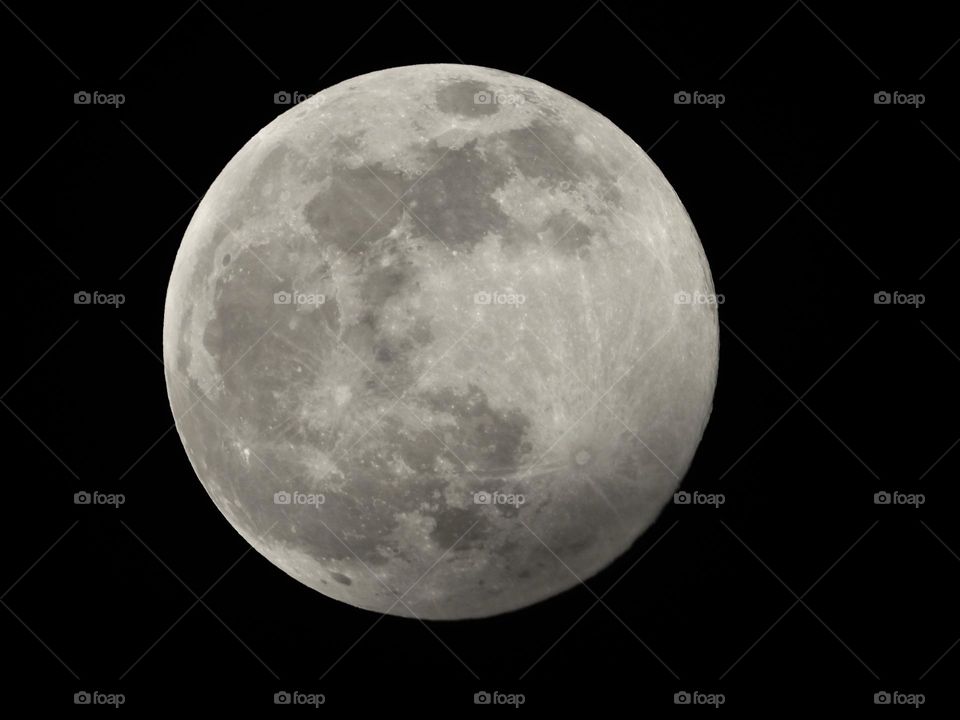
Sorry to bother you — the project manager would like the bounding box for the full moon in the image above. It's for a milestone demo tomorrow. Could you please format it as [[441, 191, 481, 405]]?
[[163, 64, 718, 619]]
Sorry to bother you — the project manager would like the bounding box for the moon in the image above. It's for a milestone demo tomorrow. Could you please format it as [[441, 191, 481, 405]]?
[[163, 64, 718, 619]]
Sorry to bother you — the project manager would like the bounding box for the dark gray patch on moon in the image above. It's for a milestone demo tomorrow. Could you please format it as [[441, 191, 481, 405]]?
[[403, 141, 515, 251], [435, 79, 500, 118], [502, 119, 624, 207], [303, 162, 406, 255], [421, 384, 533, 471], [541, 210, 596, 258]]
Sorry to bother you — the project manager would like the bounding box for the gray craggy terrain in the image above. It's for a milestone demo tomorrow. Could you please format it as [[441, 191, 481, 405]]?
[[163, 64, 718, 619]]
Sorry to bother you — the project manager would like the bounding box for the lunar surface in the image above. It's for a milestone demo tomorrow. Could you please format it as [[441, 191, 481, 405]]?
[[163, 64, 718, 619]]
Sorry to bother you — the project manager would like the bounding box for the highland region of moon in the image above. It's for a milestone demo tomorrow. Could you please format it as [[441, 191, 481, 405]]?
[[163, 64, 718, 619]]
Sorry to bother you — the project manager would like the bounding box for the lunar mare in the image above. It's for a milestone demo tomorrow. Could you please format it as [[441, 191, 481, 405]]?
[[163, 64, 718, 619]]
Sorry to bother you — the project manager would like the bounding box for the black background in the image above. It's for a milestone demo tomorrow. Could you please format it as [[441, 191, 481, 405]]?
[[1, 0, 957, 713]]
